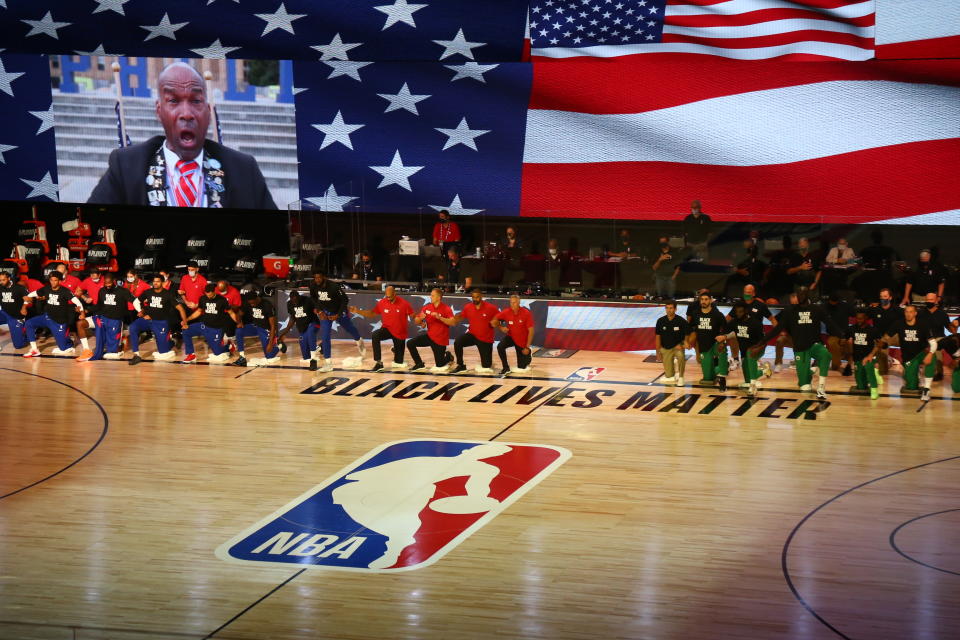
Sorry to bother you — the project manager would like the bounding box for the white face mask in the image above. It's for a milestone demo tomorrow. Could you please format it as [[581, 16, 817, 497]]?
[[188, 270, 198, 277], [838, 244, 847, 251], [91, 275, 101, 281], [549, 248, 558, 257], [126, 276, 136, 283]]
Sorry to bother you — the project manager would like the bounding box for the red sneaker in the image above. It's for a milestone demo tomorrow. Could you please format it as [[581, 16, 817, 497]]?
[[23, 348, 41, 358], [182, 353, 197, 363]]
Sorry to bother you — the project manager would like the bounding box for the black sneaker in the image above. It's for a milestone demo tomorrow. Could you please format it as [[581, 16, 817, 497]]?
[[842, 363, 852, 376], [499, 367, 511, 376], [233, 356, 247, 367], [308, 359, 317, 371], [717, 375, 726, 392], [371, 361, 384, 372], [279, 342, 287, 354], [128, 354, 142, 366], [410, 362, 426, 372], [445, 351, 454, 365], [921, 387, 931, 402], [451, 364, 467, 374]]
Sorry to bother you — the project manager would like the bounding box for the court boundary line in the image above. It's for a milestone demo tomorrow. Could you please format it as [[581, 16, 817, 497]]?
[[0, 368, 109, 501], [781, 454, 960, 639]]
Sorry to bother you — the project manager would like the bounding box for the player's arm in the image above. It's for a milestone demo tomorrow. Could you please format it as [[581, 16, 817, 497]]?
[[174, 303, 188, 325], [654, 329, 662, 361], [864, 338, 881, 365], [436, 311, 458, 327], [229, 306, 241, 326], [184, 307, 202, 325], [268, 315, 277, 343], [901, 281, 913, 306], [133, 297, 145, 318], [349, 305, 379, 319], [524, 325, 534, 354]]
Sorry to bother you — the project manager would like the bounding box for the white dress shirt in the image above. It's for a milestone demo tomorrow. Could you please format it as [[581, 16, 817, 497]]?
[[163, 144, 206, 208]]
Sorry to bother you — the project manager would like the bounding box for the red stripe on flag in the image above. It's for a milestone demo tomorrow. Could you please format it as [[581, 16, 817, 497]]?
[[544, 327, 658, 351], [668, 0, 870, 6], [664, 8, 874, 28], [661, 29, 873, 50], [520, 139, 960, 223], [529, 55, 960, 114], [876, 35, 960, 61]]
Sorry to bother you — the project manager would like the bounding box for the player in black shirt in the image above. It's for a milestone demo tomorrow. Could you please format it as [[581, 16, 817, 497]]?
[[919, 292, 956, 382], [181, 284, 239, 364], [882, 304, 935, 401], [846, 310, 881, 399], [89, 273, 134, 360], [0, 271, 30, 350], [724, 284, 776, 372], [127, 275, 187, 365], [234, 291, 280, 367], [687, 291, 729, 390], [726, 302, 771, 396], [309, 271, 364, 371], [821, 294, 855, 375], [654, 300, 689, 386], [761, 287, 840, 398], [869, 288, 901, 378], [23, 272, 85, 357], [279, 290, 319, 368]]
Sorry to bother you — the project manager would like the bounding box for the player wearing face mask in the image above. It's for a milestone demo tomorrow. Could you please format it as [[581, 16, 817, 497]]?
[[177, 261, 208, 310], [869, 288, 902, 378], [919, 293, 956, 382]]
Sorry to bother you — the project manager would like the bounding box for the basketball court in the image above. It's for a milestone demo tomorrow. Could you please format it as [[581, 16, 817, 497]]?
[[2, 340, 958, 639]]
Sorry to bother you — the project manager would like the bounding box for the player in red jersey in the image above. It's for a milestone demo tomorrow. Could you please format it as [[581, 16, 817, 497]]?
[[408, 288, 455, 372], [492, 294, 534, 375], [451, 289, 498, 374], [350, 285, 416, 372]]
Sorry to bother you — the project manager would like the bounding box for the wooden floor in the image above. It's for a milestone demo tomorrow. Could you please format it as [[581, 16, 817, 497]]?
[[2, 336, 959, 640]]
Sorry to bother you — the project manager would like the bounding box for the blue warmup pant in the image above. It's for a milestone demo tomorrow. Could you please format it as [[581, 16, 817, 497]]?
[[182, 323, 225, 356], [236, 324, 279, 358], [91, 316, 123, 359], [297, 323, 319, 359], [0, 310, 29, 348], [318, 313, 361, 358], [25, 314, 73, 350], [128, 318, 173, 353]]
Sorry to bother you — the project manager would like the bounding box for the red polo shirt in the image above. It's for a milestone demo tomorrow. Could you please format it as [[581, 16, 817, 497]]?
[[124, 279, 150, 310], [218, 285, 241, 307], [460, 301, 498, 343], [432, 221, 461, 244], [61, 274, 83, 294], [495, 306, 534, 347], [374, 296, 414, 340], [179, 274, 208, 306], [79, 276, 105, 303], [420, 302, 454, 345]]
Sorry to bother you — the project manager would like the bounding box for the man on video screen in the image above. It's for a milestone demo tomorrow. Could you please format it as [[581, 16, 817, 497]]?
[[88, 62, 277, 210]]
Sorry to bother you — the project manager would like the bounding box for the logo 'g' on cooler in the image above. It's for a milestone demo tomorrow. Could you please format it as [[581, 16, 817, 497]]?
[[217, 439, 571, 572]]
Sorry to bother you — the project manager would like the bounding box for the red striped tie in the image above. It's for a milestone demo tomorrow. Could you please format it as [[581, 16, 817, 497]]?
[[174, 159, 200, 207]]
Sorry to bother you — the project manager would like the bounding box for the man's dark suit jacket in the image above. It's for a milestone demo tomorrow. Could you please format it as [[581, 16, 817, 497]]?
[[87, 135, 278, 210]]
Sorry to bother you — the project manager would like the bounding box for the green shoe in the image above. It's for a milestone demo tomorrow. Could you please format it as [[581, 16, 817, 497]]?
[[870, 388, 879, 400]]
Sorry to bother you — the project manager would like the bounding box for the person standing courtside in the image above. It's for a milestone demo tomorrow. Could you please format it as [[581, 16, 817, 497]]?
[[655, 300, 688, 386], [451, 289, 499, 374], [687, 291, 729, 390], [432, 210, 461, 257], [682, 200, 712, 260], [309, 271, 364, 372], [651, 237, 680, 299], [407, 288, 455, 372], [492, 294, 535, 376], [350, 285, 416, 372]]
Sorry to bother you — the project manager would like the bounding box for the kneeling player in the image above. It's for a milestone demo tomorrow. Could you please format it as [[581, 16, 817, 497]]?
[[88, 273, 132, 360], [279, 290, 319, 368], [181, 284, 239, 364], [729, 302, 771, 396], [350, 285, 414, 372], [23, 272, 85, 357], [408, 288, 454, 372], [234, 291, 280, 367], [493, 295, 534, 375], [687, 291, 729, 390], [451, 289, 498, 374], [847, 310, 882, 399], [0, 271, 29, 352], [310, 271, 364, 371], [883, 304, 935, 401], [128, 275, 187, 365]]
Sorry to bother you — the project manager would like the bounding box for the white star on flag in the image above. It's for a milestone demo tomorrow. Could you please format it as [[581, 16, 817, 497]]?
[[432, 28, 486, 60], [29, 107, 55, 135], [377, 82, 430, 115], [435, 117, 490, 151], [140, 13, 188, 41], [0, 1, 7, 9], [21, 11, 72, 39], [92, 0, 129, 15], [190, 39, 241, 58], [21, 172, 59, 201], [0, 143, 17, 164], [444, 62, 498, 83], [0, 60, 25, 97], [369, 150, 423, 191], [323, 61, 372, 82], [311, 33, 362, 60], [306, 184, 358, 211], [74, 44, 124, 56], [370, 319, 383, 332], [255, 3, 307, 36], [429, 194, 483, 215], [313, 111, 365, 150], [374, 0, 428, 30]]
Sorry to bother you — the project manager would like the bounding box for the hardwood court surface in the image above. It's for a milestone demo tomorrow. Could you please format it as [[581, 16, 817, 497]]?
[[1, 341, 959, 640]]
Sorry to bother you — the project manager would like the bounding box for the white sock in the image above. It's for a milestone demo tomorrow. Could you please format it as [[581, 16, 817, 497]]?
[[80, 338, 90, 349], [30, 341, 38, 350], [133, 351, 140, 356], [920, 375, 928, 390], [238, 351, 245, 357]]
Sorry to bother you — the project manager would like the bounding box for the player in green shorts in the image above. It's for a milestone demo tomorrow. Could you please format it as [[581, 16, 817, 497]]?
[[728, 301, 772, 396], [882, 304, 935, 402], [846, 309, 882, 400], [687, 291, 729, 391]]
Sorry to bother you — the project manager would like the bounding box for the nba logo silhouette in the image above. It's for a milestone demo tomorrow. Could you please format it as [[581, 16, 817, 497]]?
[[567, 366, 605, 381], [217, 439, 571, 572]]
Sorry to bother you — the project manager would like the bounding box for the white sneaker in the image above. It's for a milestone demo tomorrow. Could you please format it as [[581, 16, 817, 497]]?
[[661, 376, 677, 383], [738, 382, 751, 388], [263, 356, 281, 365], [431, 365, 450, 373], [51, 347, 76, 356], [207, 352, 231, 364], [474, 366, 494, 374], [729, 359, 740, 371], [320, 358, 334, 372], [341, 356, 363, 369], [676, 377, 684, 386], [300, 359, 312, 365], [800, 384, 812, 391], [246, 357, 265, 367], [103, 352, 122, 360], [355, 339, 366, 357], [391, 361, 410, 369], [152, 350, 176, 361], [755, 380, 763, 389], [749, 380, 758, 396], [22, 348, 41, 358], [773, 364, 782, 373], [512, 367, 531, 373]]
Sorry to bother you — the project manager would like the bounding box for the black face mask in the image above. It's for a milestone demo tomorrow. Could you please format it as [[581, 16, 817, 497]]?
[[926, 302, 937, 309], [880, 299, 891, 307], [660, 243, 669, 249]]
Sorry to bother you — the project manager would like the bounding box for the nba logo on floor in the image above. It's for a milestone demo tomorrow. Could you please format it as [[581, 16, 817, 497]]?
[[567, 367, 605, 381], [217, 440, 571, 572]]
